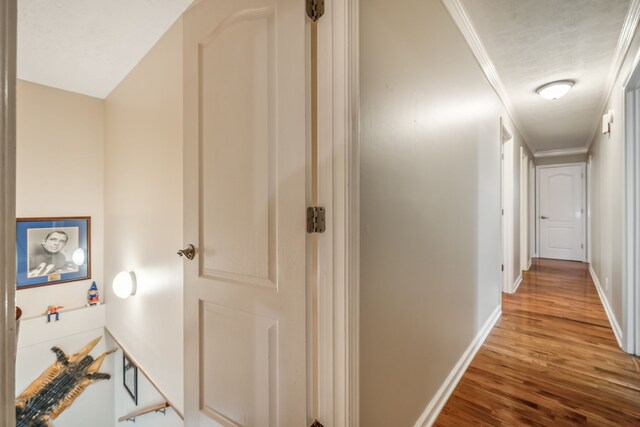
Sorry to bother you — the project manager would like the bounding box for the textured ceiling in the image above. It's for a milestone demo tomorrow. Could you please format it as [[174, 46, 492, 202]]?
[[461, 0, 631, 152], [18, 0, 193, 99]]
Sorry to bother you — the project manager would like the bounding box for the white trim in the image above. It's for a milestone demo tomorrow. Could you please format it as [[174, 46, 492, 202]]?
[[441, 0, 534, 155], [0, 1, 16, 425], [317, 0, 359, 425], [520, 148, 529, 272], [529, 160, 536, 259], [527, 259, 532, 270], [623, 77, 640, 356], [587, 155, 593, 264], [501, 120, 515, 293], [413, 306, 502, 427], [586, 0, 640, 149], [536, 167, 540, 260], [512, 274, 523, 294], [590, 266, 624, 349], [534, 147, 588, 158]]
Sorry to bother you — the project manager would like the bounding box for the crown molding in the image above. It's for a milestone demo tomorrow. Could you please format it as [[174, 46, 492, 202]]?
[[585, 0, 640, 149], [441, 0, 536, 154], [534, 147, 588, 158]]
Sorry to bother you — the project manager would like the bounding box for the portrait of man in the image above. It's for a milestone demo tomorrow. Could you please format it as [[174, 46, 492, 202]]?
[[16, 217, 91, 289], [27, 227, 80, 278]]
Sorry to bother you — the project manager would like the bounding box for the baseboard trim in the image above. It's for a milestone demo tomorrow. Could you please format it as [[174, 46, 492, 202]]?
[[413, 305, 502, 427], [589, 265, 623, 349], [512, 274, 523, 293], [527, 258, 532, 270]]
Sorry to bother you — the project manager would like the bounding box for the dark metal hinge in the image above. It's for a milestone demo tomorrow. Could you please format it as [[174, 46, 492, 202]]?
[[311, 420, 325, 427], [307, 207, 326, 233], [306, 0, 325, 22], [501, 264, 504, 272]]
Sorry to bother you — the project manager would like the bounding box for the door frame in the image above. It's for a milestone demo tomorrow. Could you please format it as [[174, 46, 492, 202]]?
[[520, 147, 529, 271], [535, 162, 587, 262], [529, 159, 535, 263], [0, 0, 16, 424], [622, 59, 640, 355], [500, 120, 515, 293], [316, 0, 360, 425], [587, 155, 593, 264]]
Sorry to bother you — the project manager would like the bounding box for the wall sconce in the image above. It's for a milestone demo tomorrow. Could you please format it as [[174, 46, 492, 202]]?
[[113, 271, 136, 299]]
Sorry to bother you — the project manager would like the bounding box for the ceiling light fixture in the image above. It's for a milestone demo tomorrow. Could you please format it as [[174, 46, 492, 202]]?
[[536, 80, 574, 100]]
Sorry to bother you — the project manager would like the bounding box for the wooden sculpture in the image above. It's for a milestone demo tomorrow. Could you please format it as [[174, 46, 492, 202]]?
[[16, 336, 115, 427]]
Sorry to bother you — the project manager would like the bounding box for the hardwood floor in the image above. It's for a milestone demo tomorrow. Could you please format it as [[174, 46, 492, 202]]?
[[435, 258, 640, 426]]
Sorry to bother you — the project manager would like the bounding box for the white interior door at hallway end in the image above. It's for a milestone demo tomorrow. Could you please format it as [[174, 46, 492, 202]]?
[[182, 0, 308, 425], [538, 164, 586, 262]]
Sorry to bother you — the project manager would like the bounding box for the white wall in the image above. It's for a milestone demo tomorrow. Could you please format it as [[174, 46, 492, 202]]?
[[112, 347, 183, 427], [534, 153, 588, 166], [104, 18, 184, 413], [359, 0, 530, 425], [16, 80, 105, 318], [588, 27, 640, 330]]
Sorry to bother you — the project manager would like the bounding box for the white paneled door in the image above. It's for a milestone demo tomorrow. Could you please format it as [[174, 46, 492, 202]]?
[[183, 0, 307, 426], [538, 164, 586, 262]]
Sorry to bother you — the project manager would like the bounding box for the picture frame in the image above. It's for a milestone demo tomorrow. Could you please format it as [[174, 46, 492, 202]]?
[[16, 217, 91, 290], [123, 353, 138, 405]]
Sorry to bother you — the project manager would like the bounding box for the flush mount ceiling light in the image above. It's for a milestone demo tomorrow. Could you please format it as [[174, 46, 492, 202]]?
[[536, 80, 574, 100]]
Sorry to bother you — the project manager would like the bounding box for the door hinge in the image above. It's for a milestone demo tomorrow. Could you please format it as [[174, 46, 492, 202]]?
[[310, 420, 325, 427], [306, 0, 325, 22], [307, 207, 326, 233], [501, 264, 504, 272], [581, 243, 584, 249]]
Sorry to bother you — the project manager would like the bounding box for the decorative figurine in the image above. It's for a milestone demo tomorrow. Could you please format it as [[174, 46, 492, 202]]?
[[87, 281, 100, 306], [15, 337, 115, 427], [46, 306, 63, 323]]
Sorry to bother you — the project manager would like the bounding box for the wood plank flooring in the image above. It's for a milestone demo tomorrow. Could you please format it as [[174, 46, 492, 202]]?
[[435, 258, 640, 426]]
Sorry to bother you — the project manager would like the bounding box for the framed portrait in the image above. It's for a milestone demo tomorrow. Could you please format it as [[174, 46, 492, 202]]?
[[16, 217, 91, 289], [123, 353, 138, 405]]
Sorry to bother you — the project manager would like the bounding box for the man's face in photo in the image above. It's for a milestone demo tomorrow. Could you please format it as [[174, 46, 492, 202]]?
[[42, 232, 68, 254]]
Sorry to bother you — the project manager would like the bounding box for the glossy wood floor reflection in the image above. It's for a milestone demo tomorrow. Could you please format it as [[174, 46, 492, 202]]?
[[435, 259, 640, 426]]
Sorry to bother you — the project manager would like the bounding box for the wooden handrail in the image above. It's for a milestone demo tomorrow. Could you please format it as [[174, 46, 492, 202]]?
[[105, 327, 184, 420], [118, 401, 169, 422]]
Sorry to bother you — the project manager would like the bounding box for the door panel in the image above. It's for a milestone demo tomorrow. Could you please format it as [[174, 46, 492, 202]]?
[[183, 0, 307, 425], [199, 6, 277, 289], [539, 165, 585, 261], [200, 303, 277, 427]]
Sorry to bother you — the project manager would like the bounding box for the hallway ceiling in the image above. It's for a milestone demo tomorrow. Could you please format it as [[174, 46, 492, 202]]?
[[18, 0, 193, 99], [461, 0, 633, 153]]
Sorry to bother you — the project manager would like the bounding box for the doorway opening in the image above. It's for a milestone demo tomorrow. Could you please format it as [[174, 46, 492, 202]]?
[[535, 163, 586, 262]]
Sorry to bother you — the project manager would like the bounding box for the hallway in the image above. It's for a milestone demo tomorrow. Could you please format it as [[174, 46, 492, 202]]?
[[436, 259, 640, 426]]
